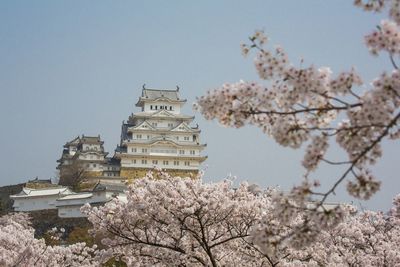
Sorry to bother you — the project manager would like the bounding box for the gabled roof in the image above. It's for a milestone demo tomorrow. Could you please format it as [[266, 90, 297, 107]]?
[[143, 88, 180, 100], [10, 187, 72, 198], [63, 135, 104, 149], [92, 182, 127, 193], [131, 110, 194, 120], [81, 135, 103, 145], [130, 120, 155, 131], [105, 157, 120, 165], [170, 122, 201, 133], [115, 145, 127, 153], [136, 88, 187, 106], [76, 150, 108, 156], [56, 192, 93, 201], [64, 136, 80, 148]]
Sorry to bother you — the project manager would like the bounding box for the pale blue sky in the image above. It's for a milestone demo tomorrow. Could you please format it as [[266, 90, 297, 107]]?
[[0, 1, 398, 210]]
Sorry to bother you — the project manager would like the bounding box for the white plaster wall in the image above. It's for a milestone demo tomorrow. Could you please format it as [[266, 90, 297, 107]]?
[[144, 102, 181, 114], [13, 195, 59, 211]]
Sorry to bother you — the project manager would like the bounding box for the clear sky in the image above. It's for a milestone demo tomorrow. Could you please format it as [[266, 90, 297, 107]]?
[[0, 1, 398, 210]]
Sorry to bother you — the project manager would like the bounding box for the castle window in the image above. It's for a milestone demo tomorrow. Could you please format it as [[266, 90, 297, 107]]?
[[152, 160, 158, 165], [142, 148, 147, 153], [168, 123, 173, 127], [179, 150, 185, 155], [169, 106, 172, 110], [190, 150, 195, 155], [160, 106, 163, 109], [163, 160, 169, 165], [150, 105, 153, 110], [142, 159, 147, 164], [93, 164, 97, 167], [131, 148, 137, 153], [164, 106, 167, 110], [152, 122, 157, 127], [174, 160, 179, 166], [136, 134, 142, 139], [132, 159, 136, 164], [184, 161, 190, 166], [155, 106, 158, 110], [184, 136, 190, 141]]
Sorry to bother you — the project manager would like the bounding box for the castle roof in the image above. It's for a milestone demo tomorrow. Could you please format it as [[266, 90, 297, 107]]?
[[63, 135, 104, 148], [129, 110, 194, 121], [81, 135, 103, 144], [121, 137, 207, 148], [92, 182, 127, 193], [143, 88, 180, 100], [10, 187, 72, 198], [105, 157, 120, 165], [136, 88, 187, 106], [56, 192, 93, 201], [64, 136, 80, 148]]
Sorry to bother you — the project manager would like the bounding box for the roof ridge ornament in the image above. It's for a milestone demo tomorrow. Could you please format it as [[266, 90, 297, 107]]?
[[176, 85, 179, 92], [142, 84, 146, 98]]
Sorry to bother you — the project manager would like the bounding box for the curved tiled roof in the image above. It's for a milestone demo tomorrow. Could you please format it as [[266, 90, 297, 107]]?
[[142, 89, 180, 100], [10, 187, 71, 198]]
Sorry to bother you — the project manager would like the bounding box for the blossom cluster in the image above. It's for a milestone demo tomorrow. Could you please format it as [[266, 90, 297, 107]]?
[[355, 0, 400, 24], [347, 170, 381, 200], [365, 20, 400, 55], [302, 135, 329, 171], [0, 213, 98, 266], [354, 0, 385, 12]]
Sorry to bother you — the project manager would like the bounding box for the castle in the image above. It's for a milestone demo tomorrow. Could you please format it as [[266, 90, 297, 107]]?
[[57, 87, 207, 184]]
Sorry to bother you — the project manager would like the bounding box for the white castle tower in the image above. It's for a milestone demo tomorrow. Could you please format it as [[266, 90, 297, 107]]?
[[115, 86, 207, 179]]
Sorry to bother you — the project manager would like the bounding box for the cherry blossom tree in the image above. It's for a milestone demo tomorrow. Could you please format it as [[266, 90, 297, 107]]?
[[83, 170, 277, 266], [0, 212, 98, 266], [194, 0, 400, 247], [83, 170, 400, 266]]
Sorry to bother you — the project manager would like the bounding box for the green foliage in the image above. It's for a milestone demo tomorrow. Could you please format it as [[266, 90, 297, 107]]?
[[67, 226, 95, 247], [103, 257, 127, 267]]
